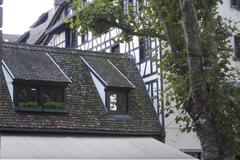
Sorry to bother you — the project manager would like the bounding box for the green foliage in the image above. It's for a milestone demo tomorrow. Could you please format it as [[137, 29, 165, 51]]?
[[19, 101, 38, 108], [68, 0, 240, 157], [42, 101, 64, 109]]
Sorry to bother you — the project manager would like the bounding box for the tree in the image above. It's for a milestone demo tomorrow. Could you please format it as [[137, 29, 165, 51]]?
[[66, 0, 240, 159]]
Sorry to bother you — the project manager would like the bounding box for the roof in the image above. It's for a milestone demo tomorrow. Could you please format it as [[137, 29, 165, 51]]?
[[1, 134, 196, 159], [54, 0, 65, 6], [3, 34, 21, 42], [0, 42, 162, 137], [17, 9, 54, 44], [3, 50, 70, 83], [82, 56, 135, 89]]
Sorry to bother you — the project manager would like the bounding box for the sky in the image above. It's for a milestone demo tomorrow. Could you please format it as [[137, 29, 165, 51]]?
[[2, 0, 54, 35]]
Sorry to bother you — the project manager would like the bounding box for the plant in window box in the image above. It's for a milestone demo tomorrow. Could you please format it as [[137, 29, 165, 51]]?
[[18, 101, 38, 108], [42, 101, 64, 109]]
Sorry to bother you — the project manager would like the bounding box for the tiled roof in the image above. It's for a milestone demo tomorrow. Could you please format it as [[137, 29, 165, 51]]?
[[82, 56, 135, 89], [17, 9, 54, 44], [0, 42, 163, 137], [3, 51, 70, 83]]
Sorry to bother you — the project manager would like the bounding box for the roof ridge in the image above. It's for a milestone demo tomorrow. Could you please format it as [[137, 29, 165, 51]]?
[[2, 42, 133, 60]]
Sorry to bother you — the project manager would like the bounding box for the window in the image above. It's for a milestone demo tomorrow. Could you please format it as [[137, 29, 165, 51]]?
[[139, 38, 151, 62], [123, 0, 134, 13], [137, 0, 144, 12], [109, 94, 117, 111], [65, 6, 73, 16], [81, 33, 88, 44], [111, 44, 120, 53], [231, 0, 240, 8], [53, 32, 66, 48], [71, 30, 78, 48], [106, 90, 128, 114], [235, 155, 240, 160], [14, 84, 65, 112], [234, 35, 240, 58]]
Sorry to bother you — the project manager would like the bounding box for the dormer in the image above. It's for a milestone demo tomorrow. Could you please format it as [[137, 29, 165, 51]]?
[[2, 52, 71, 112], [81, 56, 135, 114]]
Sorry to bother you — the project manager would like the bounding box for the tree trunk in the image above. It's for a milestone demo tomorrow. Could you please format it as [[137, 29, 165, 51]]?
[[179, 0, 224, 159]]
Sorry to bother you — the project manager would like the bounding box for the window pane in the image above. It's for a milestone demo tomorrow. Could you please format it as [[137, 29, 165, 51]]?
[[28, 87, 38, 101], [41, 87, 63, 103], [231, 0, 238, 7], [117, 92, 127, 113], [111, 44, 120, 53], [139, 38, 146, 61], [14, 84, 65, 111], [17, 87, 27, 103], [16, 86, 38, 108], [110, 94, 117, 111], [235, 35, 240, 58]]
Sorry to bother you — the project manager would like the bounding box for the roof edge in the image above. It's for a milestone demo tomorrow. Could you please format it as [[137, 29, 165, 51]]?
[[0, 127, 163, 138]]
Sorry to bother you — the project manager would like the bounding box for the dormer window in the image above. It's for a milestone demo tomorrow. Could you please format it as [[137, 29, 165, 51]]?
[[14, 83, 65, 111], [2, 52, 71, 113], [81, 57, 135, 114], [106, 90, 128, 114]]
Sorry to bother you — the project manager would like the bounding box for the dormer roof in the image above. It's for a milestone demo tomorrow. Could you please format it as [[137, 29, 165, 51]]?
[[3, 51, 71, 84], [81, 56, 135, 89]]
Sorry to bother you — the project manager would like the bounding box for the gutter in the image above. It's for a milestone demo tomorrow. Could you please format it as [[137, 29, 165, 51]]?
[[0, 127, 164, 141]]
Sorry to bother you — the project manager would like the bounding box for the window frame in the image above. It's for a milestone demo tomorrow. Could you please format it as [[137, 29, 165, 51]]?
[[234, 35, 240, 58], [13, 80, 67, 113], [105, 88, 129, 114], [139, 38, 151, 62], [81, 33, 89, 44], [53, 31, 66, 48], [111, 44, 120, 53], [231, 0, 240, 8]]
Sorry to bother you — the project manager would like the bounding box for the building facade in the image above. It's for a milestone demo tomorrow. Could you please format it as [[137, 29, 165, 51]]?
[[17, 0, 240, 159]]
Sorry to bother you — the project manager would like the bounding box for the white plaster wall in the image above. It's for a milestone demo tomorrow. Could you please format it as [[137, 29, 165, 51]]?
[[218, 0, 240, 68], [164, 110, 202, 150], [165, 127, 202, 150], [218, 0, 240, 25], [2, 65, 13, 101], [90, 72, 106, 106]]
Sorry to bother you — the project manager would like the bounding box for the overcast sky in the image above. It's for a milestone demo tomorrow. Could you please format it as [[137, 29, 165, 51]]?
[[2, 0, 54, 35]]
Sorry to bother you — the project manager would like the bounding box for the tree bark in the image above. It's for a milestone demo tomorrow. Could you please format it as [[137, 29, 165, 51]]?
[[179, 0, 224, 159]]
